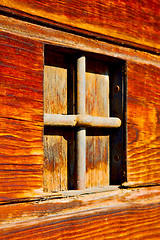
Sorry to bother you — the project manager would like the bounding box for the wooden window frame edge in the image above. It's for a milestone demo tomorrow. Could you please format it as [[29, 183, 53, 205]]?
[[43, 46, 127, 191]]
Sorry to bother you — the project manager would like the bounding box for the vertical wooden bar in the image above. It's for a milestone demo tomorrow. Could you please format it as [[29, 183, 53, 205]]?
[[77, 56, 86, 190]]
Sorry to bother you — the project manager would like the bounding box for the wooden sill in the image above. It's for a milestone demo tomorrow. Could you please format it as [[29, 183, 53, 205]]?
[[0, 186, 160, 226], [0, 186, 119, 205]]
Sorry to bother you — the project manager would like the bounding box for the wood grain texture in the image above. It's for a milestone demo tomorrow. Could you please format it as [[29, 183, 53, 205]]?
[[0, 0, 160, 52], [43, 52, 68, 192], [0, 207, 160, 240], [0, 187, 160, 239], [0, 7, 159, 239], [0, 15, 159, 68], [85, 58, 109, 188], [127, 62, 160, 184], [0, 186, 159, 225], [0, 10, 159, 197], [0, 32, 44, 201]]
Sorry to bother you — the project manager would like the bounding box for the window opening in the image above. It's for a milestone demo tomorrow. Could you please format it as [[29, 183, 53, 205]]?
[[43, 46, 126, 192]]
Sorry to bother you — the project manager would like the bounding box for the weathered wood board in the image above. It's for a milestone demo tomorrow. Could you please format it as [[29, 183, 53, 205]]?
[[0, 15, 159, 66], [0, 186, 159, 224], [43, 51, 68, 192], [0, 187, 160, 239], [0, 31, 44, 201], [0, 0, 160, 52], [86, 58, 109, 188], [127, 62, 160, 185]]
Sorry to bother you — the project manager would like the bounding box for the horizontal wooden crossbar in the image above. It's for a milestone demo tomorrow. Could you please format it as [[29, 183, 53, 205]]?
[[44, 114, 121, 128]]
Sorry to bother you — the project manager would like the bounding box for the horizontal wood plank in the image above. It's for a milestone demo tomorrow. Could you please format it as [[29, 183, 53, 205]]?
[[0, 186, 159, 223], [0, 15, 159, 67], [0, 0, 160, 52], [0, 187, 160, 239]]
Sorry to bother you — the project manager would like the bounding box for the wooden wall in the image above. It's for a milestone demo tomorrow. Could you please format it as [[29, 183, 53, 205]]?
[[0, 0, 160, 52], [0, 31, 44, 202], [127, 62, 160, 185], [0, 0, 159, 239]]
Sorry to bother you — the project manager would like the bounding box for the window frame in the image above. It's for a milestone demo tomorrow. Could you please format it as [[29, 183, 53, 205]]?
[[43, 46, 127, 192]]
